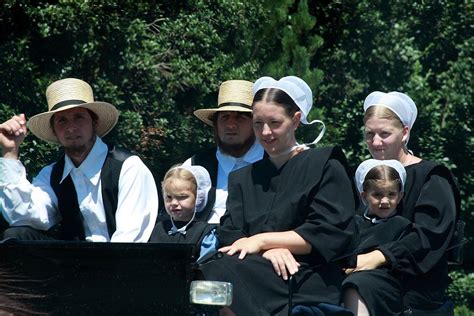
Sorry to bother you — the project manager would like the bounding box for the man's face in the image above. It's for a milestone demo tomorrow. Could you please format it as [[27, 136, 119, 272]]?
[[215, 111, 255, 157], [52, 107, 97, 154]]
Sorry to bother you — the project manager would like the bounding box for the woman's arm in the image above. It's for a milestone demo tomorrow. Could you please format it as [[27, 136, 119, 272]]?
[[344, 250, 387, 274], [294, 158, 357, 264], [219, 230, 311, 258], [219, 231, 308, 280], [379, 174, 456, 275]]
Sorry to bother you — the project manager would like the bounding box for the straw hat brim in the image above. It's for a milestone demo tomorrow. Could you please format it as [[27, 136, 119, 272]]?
[[194, 105, 252, 126], [27, 101, 119, 144]]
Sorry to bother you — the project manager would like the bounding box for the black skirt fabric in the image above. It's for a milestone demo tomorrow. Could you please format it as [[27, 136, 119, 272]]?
[[200, 254, 345, 316], [343, 268, 403, 315]]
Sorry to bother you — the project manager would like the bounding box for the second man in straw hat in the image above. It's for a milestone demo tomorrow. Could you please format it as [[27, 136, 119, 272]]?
[[182, 80, 264, 224], [0, 78, 158, 242]]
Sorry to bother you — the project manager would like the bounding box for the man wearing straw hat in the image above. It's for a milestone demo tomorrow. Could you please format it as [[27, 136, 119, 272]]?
[[182, 80, 264, 224], [0, 78, 158, 242]]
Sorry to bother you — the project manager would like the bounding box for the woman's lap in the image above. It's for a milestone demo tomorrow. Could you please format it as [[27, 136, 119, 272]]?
[[200, 254, 343, 315], [343, 268, 449, 315], [342, 269, 403, 315]]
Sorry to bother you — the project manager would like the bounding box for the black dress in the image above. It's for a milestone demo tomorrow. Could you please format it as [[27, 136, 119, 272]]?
[[199, 147, 357, 316], [355, 214, 412, 252], [344, 160, 459, 315], [148, 218, 216, 260]]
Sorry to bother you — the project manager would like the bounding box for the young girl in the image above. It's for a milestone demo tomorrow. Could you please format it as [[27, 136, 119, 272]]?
[[343, 159, 412, 315], [148, 165, 217, 261]]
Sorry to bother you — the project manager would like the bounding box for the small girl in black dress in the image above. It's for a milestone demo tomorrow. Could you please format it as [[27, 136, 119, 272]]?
[[148, 165, 218, 261], [343, 159, 411, 315]]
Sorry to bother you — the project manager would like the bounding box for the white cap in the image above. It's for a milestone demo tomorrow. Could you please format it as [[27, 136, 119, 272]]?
[[253, 76, 326, 145], [177, 165, 211, 213], [355, 159, 407, 194], [363, 91, 418, 144]]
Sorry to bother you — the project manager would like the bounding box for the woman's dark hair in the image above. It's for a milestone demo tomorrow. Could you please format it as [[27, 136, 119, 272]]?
[[253, 88, 299, 117], [363, 165, 403, 192]]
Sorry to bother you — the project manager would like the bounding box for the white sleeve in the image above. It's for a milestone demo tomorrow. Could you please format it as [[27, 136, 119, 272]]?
[[111, 156, 159, 242], [0, 158, 60, 230]]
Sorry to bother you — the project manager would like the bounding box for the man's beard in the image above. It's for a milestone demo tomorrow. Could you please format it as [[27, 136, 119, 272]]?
[[64, 135, 96, 158], [216, 133, 256, 158]]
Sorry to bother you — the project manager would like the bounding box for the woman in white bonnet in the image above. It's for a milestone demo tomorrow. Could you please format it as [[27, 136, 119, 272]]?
[[199, 76, 356, 315], [344, 91, 461, 315]]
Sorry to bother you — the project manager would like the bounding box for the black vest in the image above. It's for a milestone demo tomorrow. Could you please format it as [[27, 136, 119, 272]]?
[[50, 145, 132, 240]]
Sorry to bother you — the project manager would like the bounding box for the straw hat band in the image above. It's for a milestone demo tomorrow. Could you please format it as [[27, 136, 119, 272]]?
[[218, 102, 252, 110], [50, 99, 88, 111]]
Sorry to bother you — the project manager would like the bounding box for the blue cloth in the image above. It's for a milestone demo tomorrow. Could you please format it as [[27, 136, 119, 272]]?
[[198, 228, 218, 260]]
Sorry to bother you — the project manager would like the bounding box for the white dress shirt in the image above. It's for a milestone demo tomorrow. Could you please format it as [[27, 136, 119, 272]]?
[[0, 137, 158, 242], [184, 141, 264, 224]]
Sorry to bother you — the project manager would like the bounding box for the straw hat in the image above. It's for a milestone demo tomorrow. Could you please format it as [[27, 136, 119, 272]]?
[[27, 78, 119, 144], [193, 80, 254, 126]]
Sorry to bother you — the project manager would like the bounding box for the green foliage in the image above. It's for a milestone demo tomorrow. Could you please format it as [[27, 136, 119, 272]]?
[[448, 270, 474, 311], [0, 0, 270, 177], [0, 0, 472, 305], [261, 0, 323, 88]]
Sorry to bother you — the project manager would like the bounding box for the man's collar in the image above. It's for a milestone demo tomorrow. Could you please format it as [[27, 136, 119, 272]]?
[[60, 137, 108, 185], [216, 141, 264, 176]]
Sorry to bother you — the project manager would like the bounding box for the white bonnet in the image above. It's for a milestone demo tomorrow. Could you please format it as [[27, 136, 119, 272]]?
[[364, 91, 418, 129], [355, 159, 406, 194], [174, 165, 211, 213], [253, 76, 313, 124], [253, 76, 326, 145]]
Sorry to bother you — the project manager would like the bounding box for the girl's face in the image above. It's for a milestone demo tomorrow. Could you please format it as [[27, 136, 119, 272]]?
[[364, 117, 408, 161], [163, 178, 196, 222], [361, 180, 403, 218], [252, 101, 300, 156]]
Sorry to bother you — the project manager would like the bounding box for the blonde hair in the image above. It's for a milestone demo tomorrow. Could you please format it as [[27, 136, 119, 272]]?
[[162, 165, 197, 195], [364, 105, 409, 153], [363, 106, 404, 127]]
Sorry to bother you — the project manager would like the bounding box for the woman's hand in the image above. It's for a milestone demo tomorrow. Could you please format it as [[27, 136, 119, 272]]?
[[261, 248, 300, 280], [219, 236, 264, 259], [344, 250, 387, 275]]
